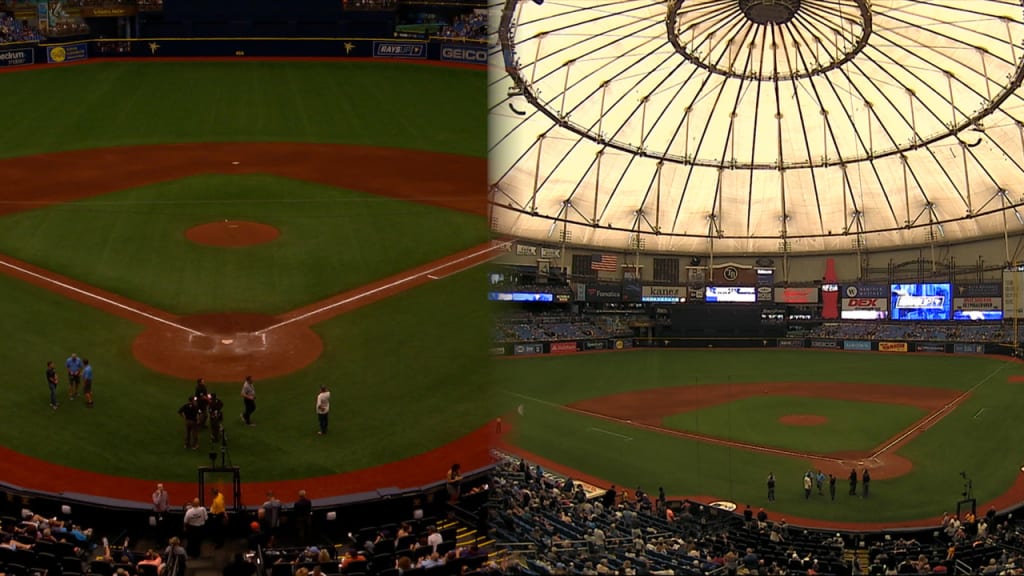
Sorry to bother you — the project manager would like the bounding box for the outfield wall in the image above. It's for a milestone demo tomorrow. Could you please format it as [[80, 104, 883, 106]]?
[[0, 36, 486, 66], [492, 337, 1011, 357]]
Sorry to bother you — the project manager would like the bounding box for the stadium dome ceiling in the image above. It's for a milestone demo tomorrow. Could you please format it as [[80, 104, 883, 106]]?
[[489, 0, 1024, 255]]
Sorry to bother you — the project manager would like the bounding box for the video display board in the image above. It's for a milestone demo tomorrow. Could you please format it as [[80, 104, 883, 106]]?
[[890, 283, 952, 321]]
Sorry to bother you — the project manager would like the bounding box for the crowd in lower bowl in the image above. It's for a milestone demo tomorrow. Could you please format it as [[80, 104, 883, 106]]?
[[489, 456, 1024, 575]]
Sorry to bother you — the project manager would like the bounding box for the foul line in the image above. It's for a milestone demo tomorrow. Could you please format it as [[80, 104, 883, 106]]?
[[257, 240, 511, 333], [588, 427, 633, 441], [0, 257, 201, 336], [868, 363, 1006, 459]]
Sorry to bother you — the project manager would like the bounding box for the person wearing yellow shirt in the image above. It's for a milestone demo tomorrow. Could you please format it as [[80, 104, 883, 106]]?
[[210, 488, 228, 549]]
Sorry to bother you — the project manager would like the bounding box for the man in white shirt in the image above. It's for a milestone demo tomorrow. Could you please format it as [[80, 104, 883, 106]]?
[[316, 386, 331, 436], [183, 498, 208, 558]]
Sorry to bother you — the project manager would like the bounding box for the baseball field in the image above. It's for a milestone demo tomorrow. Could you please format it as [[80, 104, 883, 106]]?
[[0, 59, 496, 504], [493, 348, 1024, 528]]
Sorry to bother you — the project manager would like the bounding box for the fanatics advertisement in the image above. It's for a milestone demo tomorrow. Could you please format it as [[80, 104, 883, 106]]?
[[774, 286, 819, 304]]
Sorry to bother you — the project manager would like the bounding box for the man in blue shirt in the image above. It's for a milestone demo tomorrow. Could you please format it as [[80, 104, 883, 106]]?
[[65, 353, 83, 400], [82, 359, 94, 408]]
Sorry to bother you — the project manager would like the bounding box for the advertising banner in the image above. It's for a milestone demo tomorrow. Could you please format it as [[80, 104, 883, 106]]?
[[440, 43, 486, 64], [843, 340, 872, 351], [777, 339, 806, 348], [513, 343, 543, 356], [953, 343, 986, 354], [612, 339, 632, 350], [372, 41, 426, 59], [642, 285, 686, 303], [757, 286, 773, 302], [540, 247, 561, 259], [585, 283, 622, 303], [46, 42, 88, 64], [810, 340, 837, 349], [583, 340, 607, 350], [843, 285, 888, 299], [842, 297, 888, 310], [489, 346, 506, 355], [549, 342, 578, 355], [0, 48, 34, 68], [956, 283, 1001, 297], [774, 286, 819, 304], [80, 6, 138, 16], [879, 342, 908, 352], [916, 343, 945, 353], [953, 297, 1001, 310]]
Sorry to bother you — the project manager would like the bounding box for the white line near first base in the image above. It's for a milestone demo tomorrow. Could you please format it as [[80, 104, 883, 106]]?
[[588, 427, 633, 441]]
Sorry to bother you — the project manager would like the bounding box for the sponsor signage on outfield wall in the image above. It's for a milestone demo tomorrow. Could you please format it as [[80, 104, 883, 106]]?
[[777, 339, 805, 348], [372, 41, 426, 58], [489, 346, 506, 355], [46, 43, 88, 64], [441, 44, 486, 64], [0, 48, 33, 67], [843, 340, 872, 351], [513, 343, 543, 356], [549, 342, 577, 355], [916, 343, 945, 353], [953, 343, 986, 354], [810, 339, 837, 349], [956, 283, 1001, 297], [642, 286, 686, 303], [584, 340, 607, 350], [879, 342, 908, 352], [843, 285, 888, 299]]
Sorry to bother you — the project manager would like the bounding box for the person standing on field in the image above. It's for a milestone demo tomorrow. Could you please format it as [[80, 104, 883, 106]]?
[[240, 376, 256, 426], [66, 353, 83, 400], [766, 473, 776, 502], [315, 386, 330, 435], [46, 361, 60, 409], [82, 359, 94, 407]]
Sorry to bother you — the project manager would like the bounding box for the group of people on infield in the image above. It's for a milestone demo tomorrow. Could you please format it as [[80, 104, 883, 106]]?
[[46, 353, 93, 409], [767, 468, 872, 501]]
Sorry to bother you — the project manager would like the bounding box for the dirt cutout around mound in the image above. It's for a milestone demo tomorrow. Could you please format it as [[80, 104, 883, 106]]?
[[566, 382, 967, 480], [779, 414, 829, 426], [186, 220, 280, 247]]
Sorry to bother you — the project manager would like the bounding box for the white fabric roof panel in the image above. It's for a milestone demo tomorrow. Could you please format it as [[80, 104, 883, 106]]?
[[489, 0, 1024, 254]]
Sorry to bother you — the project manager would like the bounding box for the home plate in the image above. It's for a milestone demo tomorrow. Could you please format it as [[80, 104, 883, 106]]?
[[221, 339, 234, 345]]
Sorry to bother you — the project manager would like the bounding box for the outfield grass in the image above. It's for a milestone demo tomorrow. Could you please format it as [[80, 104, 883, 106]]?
[[661, 396, 925, 454], [0, 265, 492, 482], [0, 174, 488, 314], [496, 350, 1023, 521], [0, 61, 485, 158]]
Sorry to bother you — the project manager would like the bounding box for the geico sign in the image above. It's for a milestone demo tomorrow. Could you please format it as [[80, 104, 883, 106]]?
[[442, 47, 486, 61], [846, 298, 880, 308]]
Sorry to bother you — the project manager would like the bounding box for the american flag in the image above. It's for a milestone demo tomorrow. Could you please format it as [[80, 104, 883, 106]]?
[[591, 254, 619, 272]]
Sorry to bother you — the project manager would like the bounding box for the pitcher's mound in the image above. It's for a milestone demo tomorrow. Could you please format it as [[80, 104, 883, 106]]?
[[132, 313, 321, 382], [779, 414, 829, 426], [186, 220, 279, 247]]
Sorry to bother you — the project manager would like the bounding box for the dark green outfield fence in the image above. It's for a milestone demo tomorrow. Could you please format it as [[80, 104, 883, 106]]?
[[492, 336, 1014, 357], [0, 36, 486, 65]]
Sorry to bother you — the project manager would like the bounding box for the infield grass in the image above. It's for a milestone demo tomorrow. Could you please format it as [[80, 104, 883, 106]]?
[[496, 349, 1024, 522], [0, 173, 488, 314], [661, 396, 926, 454]]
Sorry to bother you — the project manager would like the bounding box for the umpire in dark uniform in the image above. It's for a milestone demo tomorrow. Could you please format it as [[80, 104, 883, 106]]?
[[178, 396, 200, 450]]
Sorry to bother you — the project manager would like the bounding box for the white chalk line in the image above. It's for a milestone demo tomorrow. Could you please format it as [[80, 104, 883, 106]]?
[[869, 363, 1007, 459], [588, 427, 633, 441], [258, 240, 511, 333], [0, 258, 201, 335], [502, 391, 846, 463]]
